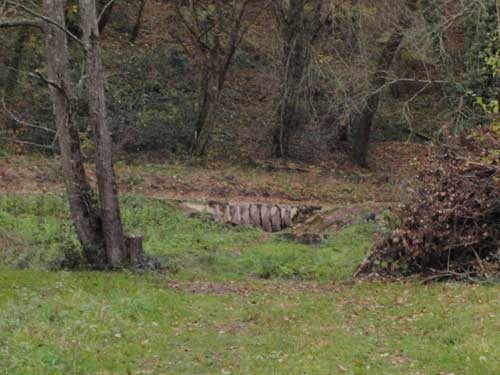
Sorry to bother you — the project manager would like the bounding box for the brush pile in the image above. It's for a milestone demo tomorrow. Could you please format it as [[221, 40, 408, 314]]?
[[356, 125, 500, 280]]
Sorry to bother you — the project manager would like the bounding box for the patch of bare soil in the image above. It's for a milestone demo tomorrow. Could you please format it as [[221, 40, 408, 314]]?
[[0, 141, 429, 207]]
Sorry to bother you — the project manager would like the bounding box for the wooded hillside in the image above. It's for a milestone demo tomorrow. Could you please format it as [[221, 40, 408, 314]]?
[[2, 0, 498, 164]]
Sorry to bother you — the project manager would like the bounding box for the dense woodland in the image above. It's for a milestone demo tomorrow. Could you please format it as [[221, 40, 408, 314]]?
[[1, 0, 498, 159]]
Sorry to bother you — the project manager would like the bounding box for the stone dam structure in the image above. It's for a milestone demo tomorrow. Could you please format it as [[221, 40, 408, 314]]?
[[181, 201, 320, 233]]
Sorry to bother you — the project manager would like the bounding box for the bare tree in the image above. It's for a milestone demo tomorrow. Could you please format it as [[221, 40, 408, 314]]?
[[169, 0, 266, 155], [43, 0, 106, 266], [0, 0, 43, 29], [97, 0, 116, 34], [80, 0, 139, 267], [130, 0, 148, 43], [350, 0, 418, 166], [272, 0, 330, 158], [2, 0, 143, 268]]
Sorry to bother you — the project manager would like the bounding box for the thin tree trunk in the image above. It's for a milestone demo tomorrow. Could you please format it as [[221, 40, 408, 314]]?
[[4, 29, 29, 98], [130, 0, 148, 43], [81, 0, 128, 267], [98, 0, 115, 34], [191, 64, 212, 154], [178, 0, 255, 156], [192, 71, 222, 156], [350, 0, 417, 166], [350, 32, 403, 166], [43, 0, 105, 266], [273, 0, 311, 158], [496, 0, 500, 41]]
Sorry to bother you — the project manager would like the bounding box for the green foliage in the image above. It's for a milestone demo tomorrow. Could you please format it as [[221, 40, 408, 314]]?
[[2, 34, 197, 153], [105, 49, 197, 153], [464, 0, 500, 117]]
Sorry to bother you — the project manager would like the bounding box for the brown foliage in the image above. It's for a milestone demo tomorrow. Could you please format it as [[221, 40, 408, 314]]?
[[355, 125, 500, 280]]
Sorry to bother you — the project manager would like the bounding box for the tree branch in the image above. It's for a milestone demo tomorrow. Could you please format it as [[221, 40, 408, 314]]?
[[6, 66, 63, 91], [0, 17, 44, 28], [0, 136, 55, 150], [6, 0, 85, 48], [1, 98, 56, 134], [98, 0, 115, 22]]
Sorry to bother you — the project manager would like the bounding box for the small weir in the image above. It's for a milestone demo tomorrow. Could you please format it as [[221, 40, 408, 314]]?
[[181, 201, 321, 233]]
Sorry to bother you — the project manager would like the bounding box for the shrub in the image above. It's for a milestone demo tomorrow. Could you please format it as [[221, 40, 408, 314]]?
[[105, 49, 197, 153]]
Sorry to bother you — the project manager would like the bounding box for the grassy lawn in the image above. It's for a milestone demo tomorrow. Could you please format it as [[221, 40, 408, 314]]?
[[0, 193, 375, 281], [0, 271, 499, 375], [0, 193, 499, 374]]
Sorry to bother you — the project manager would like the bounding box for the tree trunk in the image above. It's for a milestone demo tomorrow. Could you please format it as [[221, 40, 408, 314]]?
[[191, 55, 228, 156], [191, 64, 212, 155], [130, 0, 148, 43], [43, 0, 105, 266], [273, 0, 311, 158], [98, 0, 115, 34], [81, 0, 129, 267], [4, 29, 29, 98], [350, 0, 417, 166]]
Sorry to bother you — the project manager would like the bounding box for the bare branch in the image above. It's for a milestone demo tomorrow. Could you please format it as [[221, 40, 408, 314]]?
[[98, 0, 115, 22], [0, 17, 44, 28], [0, 136, 55, 150], [6, 0, 85, 48], [6, 66, 63, 90], [1, 98, 56, 134]]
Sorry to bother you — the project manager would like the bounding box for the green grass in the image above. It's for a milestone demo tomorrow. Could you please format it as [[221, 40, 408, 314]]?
[[1, 193, 499, 375], [0, 270, 499, 375], [0, 193, 375, 281]]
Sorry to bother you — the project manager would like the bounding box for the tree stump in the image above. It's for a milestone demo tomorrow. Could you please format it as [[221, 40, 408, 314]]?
[[125, 235, 144, 264]]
